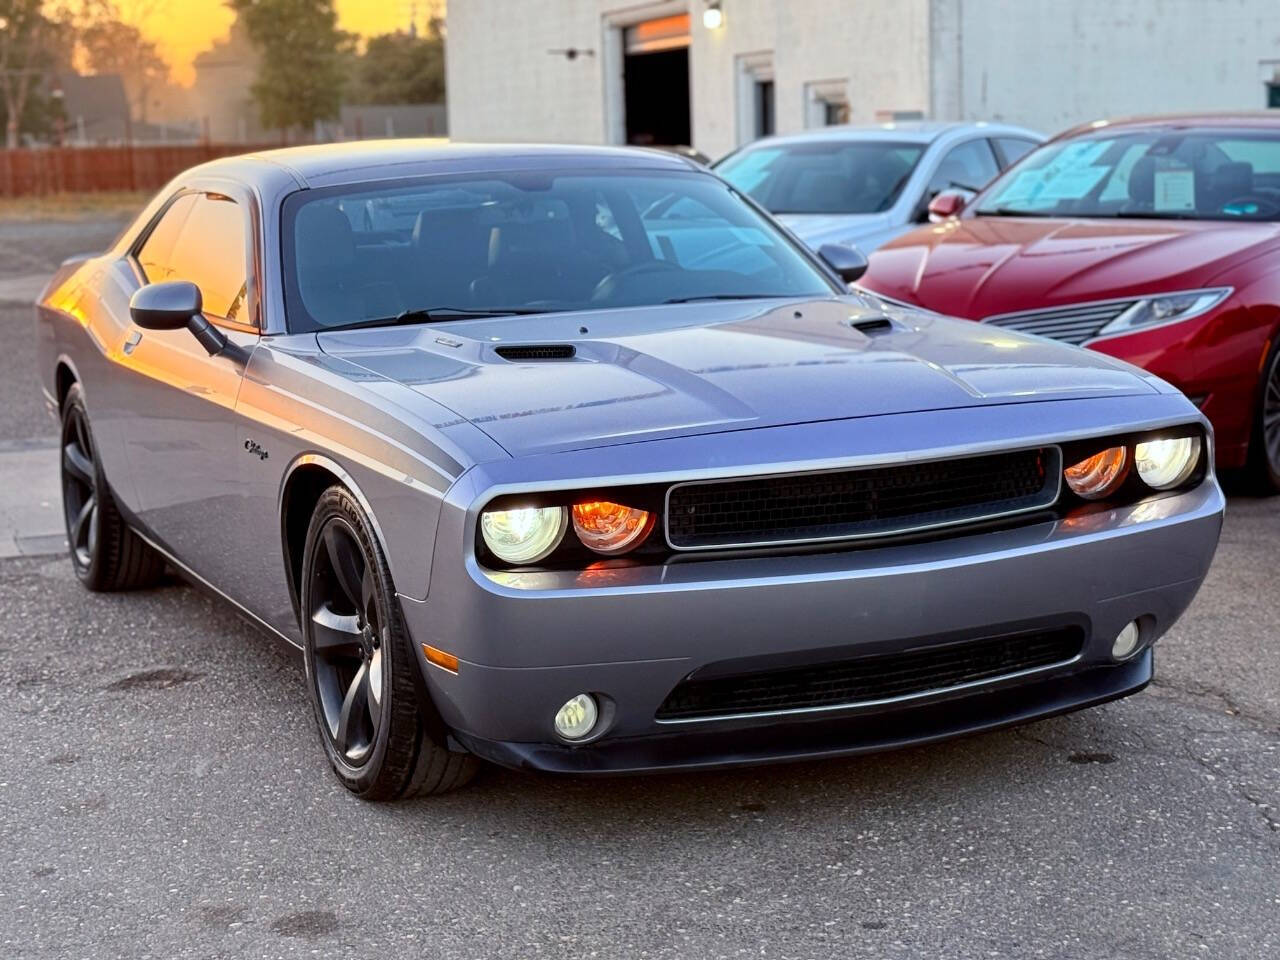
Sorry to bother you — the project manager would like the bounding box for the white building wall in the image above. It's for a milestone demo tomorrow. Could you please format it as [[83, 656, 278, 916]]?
[[932, 0, 1280, 133], [446, 0, 932, 158], [447, 0, 1280, 156]]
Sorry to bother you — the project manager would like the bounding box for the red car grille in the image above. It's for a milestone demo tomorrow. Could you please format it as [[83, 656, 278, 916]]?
[[982, 300, 1138, 345]]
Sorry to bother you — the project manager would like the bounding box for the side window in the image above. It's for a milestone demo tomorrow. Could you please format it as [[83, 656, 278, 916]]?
[[928, 139, 1000, 196], [136, 194, 197, 284], [139, 192, 249, 323], [995, 138, 1038, 167]]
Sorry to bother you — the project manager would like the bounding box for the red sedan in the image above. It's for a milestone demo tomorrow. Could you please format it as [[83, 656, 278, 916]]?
[[859, 113, 1280, 491]]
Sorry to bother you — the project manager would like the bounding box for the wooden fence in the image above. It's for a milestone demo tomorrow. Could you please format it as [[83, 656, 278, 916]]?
[[0, 145, 283, 197]]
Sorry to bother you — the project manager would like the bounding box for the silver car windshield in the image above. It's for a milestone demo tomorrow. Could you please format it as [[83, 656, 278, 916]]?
[[975, 130, 1280, 221], [281, 170, 835, 331], [716, 141, 925, 215]]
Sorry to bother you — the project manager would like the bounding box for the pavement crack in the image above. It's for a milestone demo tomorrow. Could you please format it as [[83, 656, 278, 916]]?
[[1149, 676, 1279, 737], [1181, 739, 1279, 834]]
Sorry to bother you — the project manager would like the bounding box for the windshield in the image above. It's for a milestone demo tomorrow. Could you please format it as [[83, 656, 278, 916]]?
[[975, 129, 1280, 221], [281, 170, 835, 332], [716, 140, 925, 215]]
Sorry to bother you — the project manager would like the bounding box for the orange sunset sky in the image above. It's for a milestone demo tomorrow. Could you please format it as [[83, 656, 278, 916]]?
[[116, 0, 445, 85]]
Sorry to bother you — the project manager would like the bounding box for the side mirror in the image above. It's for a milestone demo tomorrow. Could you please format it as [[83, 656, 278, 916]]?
[[130, 280, 202, 330], [128, 280, 249, 364], [818, 243, 868, 284], [927, 188, 972, 222]]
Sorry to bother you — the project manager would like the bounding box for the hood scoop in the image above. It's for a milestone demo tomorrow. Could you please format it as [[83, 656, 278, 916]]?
[[849, 315, 896, 336], [494, 344, 577, 362]]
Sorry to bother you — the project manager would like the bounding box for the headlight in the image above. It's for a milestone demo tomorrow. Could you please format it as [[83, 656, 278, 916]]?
[[1096, 288, 1231, 338], [1135, 436, 1201, 490], [571, 500, 654, 555], [480, 506, 567, 564], [1064, 446, 1129, 499]]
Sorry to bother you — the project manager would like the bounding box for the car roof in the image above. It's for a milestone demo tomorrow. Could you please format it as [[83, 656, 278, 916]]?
[[733, 121, 1044, 150], [1054, 111, 1280, 141], [185, 140, 700, 189]]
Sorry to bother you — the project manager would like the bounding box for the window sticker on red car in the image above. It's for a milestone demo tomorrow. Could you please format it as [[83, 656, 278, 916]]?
[[1154, 168, 1196, 211]]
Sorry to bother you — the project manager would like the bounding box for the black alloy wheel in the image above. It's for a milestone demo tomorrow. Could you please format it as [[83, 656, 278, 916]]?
[[1253, 337, 1280, 493], [309, 516, 385, 766], [61, 401, 99, 572], [300, 486, 478, 799], [59, 383, 165, 591]]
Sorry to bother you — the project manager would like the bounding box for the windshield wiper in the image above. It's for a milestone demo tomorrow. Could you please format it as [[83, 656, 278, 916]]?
[[663, 293, 799, 304], [336, 306, 551, 330], [973, 207, 1055, 217]]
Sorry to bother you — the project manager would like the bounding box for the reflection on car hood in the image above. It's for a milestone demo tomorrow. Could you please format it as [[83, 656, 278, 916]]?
[[317, 297, 1158, 457], [865, 216, 1280, 318], [776, 212, 892, 246]]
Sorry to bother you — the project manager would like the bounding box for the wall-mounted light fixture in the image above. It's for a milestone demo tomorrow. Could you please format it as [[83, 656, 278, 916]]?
[[703, 2, 724, 29]]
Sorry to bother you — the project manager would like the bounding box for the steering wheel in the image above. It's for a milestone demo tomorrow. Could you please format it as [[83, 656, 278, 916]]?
[[590, 260, 683, 302], [1219, 194, 1280, 217]]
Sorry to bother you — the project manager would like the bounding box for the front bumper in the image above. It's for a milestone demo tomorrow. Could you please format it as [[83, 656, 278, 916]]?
[[455, 651, 1153, 775], [401, 468, 1223, 774]]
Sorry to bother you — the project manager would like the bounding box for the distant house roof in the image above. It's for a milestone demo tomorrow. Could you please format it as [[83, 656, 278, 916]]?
[[328, 104, 449, 140], [55, 73, 131, 143]]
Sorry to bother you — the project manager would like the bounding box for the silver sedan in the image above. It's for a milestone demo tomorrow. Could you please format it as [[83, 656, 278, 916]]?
[[36, 142, 1220, 800], [716, 121, 1044, 256]]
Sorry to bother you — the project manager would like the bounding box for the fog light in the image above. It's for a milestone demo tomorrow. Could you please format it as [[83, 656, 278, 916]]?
[[554, 694, 598, 740], [1112, 621, 1141, 660]]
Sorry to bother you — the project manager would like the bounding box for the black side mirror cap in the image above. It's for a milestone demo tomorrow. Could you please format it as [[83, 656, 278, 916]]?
[[130, 280, 203, 330], [818, 243, 868, 284], [128, 281, 248, 364]]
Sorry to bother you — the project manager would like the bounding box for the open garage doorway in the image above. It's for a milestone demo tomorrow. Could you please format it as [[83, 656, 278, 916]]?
[[622, 14, 691, 146]]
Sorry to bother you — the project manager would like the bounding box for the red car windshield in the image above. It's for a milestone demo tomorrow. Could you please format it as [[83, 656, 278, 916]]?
[[974, 129, 1280, 221]]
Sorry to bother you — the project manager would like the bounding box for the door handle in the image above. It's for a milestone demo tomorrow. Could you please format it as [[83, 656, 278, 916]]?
[[123, 330, 142, 355]]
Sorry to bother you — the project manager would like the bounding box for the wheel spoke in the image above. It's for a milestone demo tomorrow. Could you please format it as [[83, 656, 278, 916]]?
[[366, 647, 383, 730], [361, 567, 376, 623], [335, 660, 370, 756], [63, 443, 93, 487], [72, 495, 96, 550], [73, 413, 91, 460], [310, 605, 363, 655], [323, 525, 365, 609]]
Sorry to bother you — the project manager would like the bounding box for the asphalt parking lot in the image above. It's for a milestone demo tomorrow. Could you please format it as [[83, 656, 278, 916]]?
[[1, 217, 1278, 959]]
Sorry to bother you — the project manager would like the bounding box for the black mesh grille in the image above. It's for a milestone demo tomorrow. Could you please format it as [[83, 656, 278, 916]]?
[[665, 448, 1056, 549], [656, 628, 1084, 720], [495, 344, 576, 361]]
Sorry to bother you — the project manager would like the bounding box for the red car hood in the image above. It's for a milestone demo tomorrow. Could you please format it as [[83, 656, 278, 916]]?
[[864, 216, 1280, 319]]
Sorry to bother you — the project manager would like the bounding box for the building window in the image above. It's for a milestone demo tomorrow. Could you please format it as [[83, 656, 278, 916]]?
[[735, 52, 774, 145], [805, 80, 850, 128], [755, 79, 775, 137], [1269, 82, 1280, 108]]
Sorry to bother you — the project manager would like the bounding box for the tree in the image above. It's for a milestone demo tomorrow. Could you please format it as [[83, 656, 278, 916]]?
[[80, 18, 168, 124], [349, 27, 444, 106], [229, 0, 351, 135], [0, 1, 62, 147]]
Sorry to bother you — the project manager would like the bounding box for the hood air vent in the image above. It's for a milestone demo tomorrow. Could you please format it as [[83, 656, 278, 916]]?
[[495, 344, 577, 362], [851, 316, 895, 336]]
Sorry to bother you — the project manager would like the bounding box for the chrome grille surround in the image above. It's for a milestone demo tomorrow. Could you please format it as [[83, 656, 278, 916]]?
[[981, 297, 1140, 345]]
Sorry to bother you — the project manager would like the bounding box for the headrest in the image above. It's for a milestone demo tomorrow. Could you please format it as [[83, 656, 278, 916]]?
[[295, 204, 355, 272], [1211, 161, 1253, 199], [1128, 156, 1156, 204]]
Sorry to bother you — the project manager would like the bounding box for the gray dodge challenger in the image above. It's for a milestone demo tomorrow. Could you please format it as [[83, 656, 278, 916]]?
[[35, 142, 1224, 800]]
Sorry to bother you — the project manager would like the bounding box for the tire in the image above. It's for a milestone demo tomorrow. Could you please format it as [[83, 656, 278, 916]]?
[[60, 383, 165, 591], [1249, 335, 1280, 494], [300, 485, 478, 800]]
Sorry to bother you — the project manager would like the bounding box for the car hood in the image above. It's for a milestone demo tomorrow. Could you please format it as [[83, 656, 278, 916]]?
[[776, 212, 893, 247], [317, 297, 1158, 458], [864, 216, 1280, 318]]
